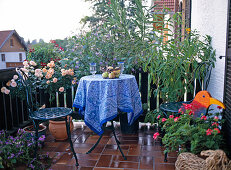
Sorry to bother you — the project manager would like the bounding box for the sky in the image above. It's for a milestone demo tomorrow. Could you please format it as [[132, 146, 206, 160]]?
[[0, 0, 92, 42]]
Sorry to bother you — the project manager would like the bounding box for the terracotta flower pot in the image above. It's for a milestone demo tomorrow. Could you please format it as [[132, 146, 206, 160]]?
[[23, 124, 47, 138], [49, 116, 73, 141]]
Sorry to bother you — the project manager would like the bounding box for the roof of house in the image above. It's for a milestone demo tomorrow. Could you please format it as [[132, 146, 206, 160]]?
[[0, 30, 27, 51], [153, 0, 176, 13]]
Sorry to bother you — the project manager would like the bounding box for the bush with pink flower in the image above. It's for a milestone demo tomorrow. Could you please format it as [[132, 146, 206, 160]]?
[[153, 105, 225, 155], [1, 58, 78, 101]]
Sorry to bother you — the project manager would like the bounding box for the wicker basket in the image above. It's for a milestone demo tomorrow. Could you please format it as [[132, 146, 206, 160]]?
[[175, 150, 231, 170]]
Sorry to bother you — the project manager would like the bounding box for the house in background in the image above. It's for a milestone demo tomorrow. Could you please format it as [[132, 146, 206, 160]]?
[[0, 30, 27, 69]]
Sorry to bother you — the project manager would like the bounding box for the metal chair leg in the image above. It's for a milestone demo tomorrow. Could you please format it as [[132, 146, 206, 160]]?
[[110, 121, 120, 144], [111, 121, 127, 160], [65, 116, 79, 166], [86, 134, 103, 154], [164, 152, 168, 162], [33, 120, 39, 158]]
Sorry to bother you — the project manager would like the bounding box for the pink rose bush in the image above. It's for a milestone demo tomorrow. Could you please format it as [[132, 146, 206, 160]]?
[[1, 58, 78, 100], [153, 104, 224, 155]]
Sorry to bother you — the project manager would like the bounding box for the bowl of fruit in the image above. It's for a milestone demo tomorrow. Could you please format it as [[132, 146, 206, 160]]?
[[101, 66, 121, 79]]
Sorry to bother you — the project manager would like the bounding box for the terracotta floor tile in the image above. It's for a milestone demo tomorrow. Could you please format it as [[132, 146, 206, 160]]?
[[94, 168, 123, 170], [127, 145, 141, 156], [155, 163, 175, 170], [139, 156, 154, 169], [111, 161, 139, 169], [50, 164, 75, 170], [112, 155, 139, 162], [55, 152, 74, 164], [96, 155, 113, 167], [102, 148, 128, 156], [77, 159, 97, 167], [77, 153, 101, 160], [79, 167, 94, 170], [40, 123, 178, 170]]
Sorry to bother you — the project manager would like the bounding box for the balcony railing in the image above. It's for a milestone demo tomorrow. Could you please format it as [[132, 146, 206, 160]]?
[[0, 68, 157, 133]]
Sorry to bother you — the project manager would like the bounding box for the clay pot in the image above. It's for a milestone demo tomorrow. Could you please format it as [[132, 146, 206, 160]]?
[[49, 116, 73, 141], [23, 124, 47, 138]]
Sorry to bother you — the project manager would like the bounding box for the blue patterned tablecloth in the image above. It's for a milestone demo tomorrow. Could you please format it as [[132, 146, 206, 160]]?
[[73, 74, 143, 135]]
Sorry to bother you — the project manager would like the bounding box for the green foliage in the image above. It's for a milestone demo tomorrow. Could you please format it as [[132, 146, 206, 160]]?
[[27, 41, 65, 67], [106, 0, 216, 103], [0, 129, 50, 169]]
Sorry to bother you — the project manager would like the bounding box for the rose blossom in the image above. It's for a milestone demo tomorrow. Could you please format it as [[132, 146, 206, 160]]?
[[59, 87, 64, 92], [11, 81, 17, 87], [13, 75, 18, 80], [153, 132, 160, 140], [4, 89, 10, 94], [1, 87, 6, 93], [6, 81, 11, 86], [42, 68, 47, 73], [29, 61, 37, 66], [53, 78, 58, 83], [46, 80, 50, 84]]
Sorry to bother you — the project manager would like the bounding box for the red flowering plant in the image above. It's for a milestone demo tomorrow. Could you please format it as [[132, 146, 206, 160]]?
[[154, 105, 224, 155]]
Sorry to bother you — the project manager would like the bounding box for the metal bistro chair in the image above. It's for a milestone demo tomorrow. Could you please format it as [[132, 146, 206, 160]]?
[[16, 68, 78, 166], [160, 61, 213, 117], [159, 61, 213, 162]]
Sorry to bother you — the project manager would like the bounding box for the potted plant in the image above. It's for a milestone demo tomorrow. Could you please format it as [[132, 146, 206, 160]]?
[[23, 124, 47, 141], [153, 105, 225, 155], [0, 129, 50, 169]]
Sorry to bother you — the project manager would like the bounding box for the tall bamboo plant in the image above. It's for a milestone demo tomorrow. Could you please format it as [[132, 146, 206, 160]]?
[[107, 0, 215, 106]]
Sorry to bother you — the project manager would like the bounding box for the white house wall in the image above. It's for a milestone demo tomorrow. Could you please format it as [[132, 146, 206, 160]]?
[[0, 52, 26, 69], [191, 0, 228, 105]]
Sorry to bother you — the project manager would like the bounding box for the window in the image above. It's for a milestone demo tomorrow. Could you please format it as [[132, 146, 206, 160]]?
[[19, 53, 22, 61], [10, 39, 13, 46], [1, 54, 5, 62]]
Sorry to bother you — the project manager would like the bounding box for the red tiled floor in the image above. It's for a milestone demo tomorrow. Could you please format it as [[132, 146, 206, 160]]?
[[39, 123, 176, 170]]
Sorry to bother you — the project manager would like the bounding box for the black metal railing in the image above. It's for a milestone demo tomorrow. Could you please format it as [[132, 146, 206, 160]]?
[[0, 68, 158, 133]]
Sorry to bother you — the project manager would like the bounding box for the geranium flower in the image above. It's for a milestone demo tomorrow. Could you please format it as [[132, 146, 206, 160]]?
[[206, 129, 213, 136], [153, 132, 160, 140], [214, 116, 219, 121], [212, 122, 219, 127], [162, 118, 167, 122], [201, 115, 207, 121], [213, 128, 220, 134], [174, 117, 179, 122], [169, 115, 174, 119]]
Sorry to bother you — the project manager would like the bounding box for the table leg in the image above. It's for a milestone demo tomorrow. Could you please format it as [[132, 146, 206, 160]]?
[[86, 134, 103, 154], [111, 121, 127, 160]]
